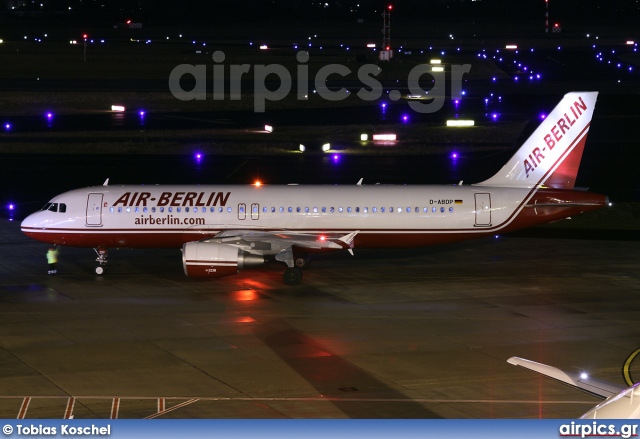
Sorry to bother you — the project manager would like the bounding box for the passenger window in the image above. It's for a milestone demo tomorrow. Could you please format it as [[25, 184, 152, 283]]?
[[440, 207, 445, 213], [432, 207, 437, 213], [168, 207, 172, 213], [160, 207, 164, 213], [219, 207, 223, 212], [338, 207, 343, 212], [109, 207, 114, 213], [363, 207, 367, 213], [414, 207, 419, 213], [239, 206, 244, 213], [118, 207, 122, 213], [423, 207, 428, 213], [390, 207, 394, 213], [347, 207, 352, 213], [126, 207, 131, 213], [406, 207, 410, 213], [381, 207, 385, 212], [321, 207, 326, 213], [185, 207, 189, 212], [143, 207, 148, 213], [263, 206, 267, 213], [330, 207, 334, 213], [449, 207, 454, 212], [288, 207, 292, 213], [372, 207, 376, 213], [296, 207, 301, 213], [304, 207, 309, 213], [313, 207, 318, 213], [135, 207, 139, 213], [279, 207, 284, 213], [151, 207, 156, 213], [227, 207, 232, 213]]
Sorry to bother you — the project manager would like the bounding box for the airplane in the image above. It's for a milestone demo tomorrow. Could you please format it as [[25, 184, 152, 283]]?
[[508, 356, 640, 419], [21, 91, 608, 285]]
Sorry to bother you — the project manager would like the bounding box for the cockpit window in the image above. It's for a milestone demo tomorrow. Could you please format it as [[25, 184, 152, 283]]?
[[40, 202, 66, 213], [41, 203, 58, 212]]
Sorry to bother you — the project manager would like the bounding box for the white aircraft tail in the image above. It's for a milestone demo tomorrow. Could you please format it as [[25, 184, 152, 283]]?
[[475, 92, 598, 189]]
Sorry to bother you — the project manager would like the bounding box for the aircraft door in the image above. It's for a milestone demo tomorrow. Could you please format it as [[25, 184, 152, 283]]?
[[474, 193, 491, 226], [86, 193, 103, 226], [251, 203, 259, 220], [238, 203, 246, 220]]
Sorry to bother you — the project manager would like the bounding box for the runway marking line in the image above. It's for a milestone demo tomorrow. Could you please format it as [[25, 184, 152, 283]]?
[[145, 398, 199, 419], [17, 397, 30, 419], [64, 397, 75, 419], [622, 347, 640, 386], [110, 398, 120, 419]]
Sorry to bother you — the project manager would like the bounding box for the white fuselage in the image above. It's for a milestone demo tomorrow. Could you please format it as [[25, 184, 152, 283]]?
[[20, 183, 604, 250]]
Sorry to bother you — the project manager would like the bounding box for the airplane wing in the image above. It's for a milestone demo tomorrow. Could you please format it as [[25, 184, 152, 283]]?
[[507, 356, 626, 399], [209, 229, 358, 253]]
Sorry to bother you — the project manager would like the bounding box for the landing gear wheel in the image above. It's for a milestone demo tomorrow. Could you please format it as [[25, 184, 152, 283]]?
[[95, 266, 105, 275], [294, 254, 311, 269], [283, 267, 303, 285]]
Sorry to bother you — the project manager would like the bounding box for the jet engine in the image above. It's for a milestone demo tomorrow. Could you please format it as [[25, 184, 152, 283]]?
[[182, 242, 264, 278]]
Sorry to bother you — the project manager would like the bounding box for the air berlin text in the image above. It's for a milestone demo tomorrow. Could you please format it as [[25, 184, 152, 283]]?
[[112, 192, 230, 208], [524, 96, 588, 178]]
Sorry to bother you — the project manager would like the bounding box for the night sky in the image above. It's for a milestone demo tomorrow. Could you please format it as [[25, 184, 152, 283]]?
[[4, 0, 640, 25]]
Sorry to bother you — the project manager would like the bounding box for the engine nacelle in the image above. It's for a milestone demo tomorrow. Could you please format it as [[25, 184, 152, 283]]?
[[182, 242, 264, 278]]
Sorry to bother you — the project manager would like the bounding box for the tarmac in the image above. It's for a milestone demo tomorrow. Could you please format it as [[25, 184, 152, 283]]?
[[0, 217, 639, 419]]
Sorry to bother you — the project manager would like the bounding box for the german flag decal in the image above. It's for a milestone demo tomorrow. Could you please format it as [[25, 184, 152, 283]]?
[[455, 200, 463, 204]]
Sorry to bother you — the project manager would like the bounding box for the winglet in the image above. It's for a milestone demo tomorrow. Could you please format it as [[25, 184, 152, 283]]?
[[357, 178, 363, 186], [103, 178, 110, 187], [507, 356, 624, 399], [475, 92, 598, 189], [338, 231, 359, 255]]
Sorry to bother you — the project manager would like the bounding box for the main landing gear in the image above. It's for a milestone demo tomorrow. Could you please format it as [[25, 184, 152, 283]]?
[[276, 247, 306, 286], [93, 247, 108, 275]]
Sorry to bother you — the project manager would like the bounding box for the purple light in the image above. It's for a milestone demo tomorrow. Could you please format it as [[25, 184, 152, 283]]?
[[4, 123, 10, 130], [46, 113, 53, 119], [451, 152, 458, 159], [195, 152, 203, 163], [8, 204, 14, 210], [454, 99, 459, 105], [381, 102, 387, 108], [333, 154, 339, 161], [402, 114, 409, 123], [491, 113, 498, 120], [139, 111, 145, 117], [540, 113, 547, 120]]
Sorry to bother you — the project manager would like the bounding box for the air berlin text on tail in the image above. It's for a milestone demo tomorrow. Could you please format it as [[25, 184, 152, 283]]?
[[524, 96, 588, 178]]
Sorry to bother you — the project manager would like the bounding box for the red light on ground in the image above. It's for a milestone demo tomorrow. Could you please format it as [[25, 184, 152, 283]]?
[[254, 181, 262, 187], [82, 34, 88, 39], [126, 20, 131, 24], [388, 5, 392, 9], [386, 46, 390, 50], [554, 23, 559, 27]]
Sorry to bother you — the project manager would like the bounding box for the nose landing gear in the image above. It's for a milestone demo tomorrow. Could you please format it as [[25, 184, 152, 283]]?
[[93, 247, 108, 275]]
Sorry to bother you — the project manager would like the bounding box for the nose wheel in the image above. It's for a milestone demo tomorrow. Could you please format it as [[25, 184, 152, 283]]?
[[93, 247, 108, 275]]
